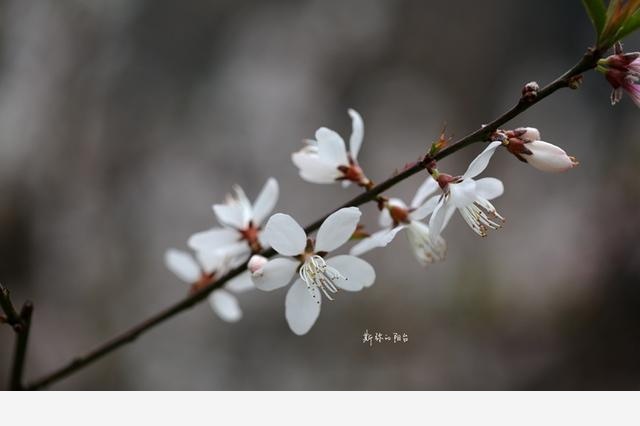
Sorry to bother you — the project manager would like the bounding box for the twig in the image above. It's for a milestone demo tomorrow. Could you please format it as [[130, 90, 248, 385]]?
[[24, 48, 601, 390], [0, 283, 23, 332], [1, 283, 34, 390], [10, 302, 33, 391]]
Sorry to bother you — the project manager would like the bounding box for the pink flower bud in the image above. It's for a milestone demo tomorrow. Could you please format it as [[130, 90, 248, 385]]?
[[248, 255, 268, 274], [517, 127, 541, 141], [598, 47, 640, 108], [522, 140, 578, 173]]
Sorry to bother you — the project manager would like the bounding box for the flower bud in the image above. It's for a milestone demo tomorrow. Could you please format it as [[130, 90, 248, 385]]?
[[521, 140, 578, 173], [597, 45, 640, 108], [516, 127, 541, 142], [248, 255, 268, 275], [521, 81, 539, 102]]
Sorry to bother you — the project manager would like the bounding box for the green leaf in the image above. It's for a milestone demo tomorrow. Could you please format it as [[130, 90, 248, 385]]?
[[614, 9, 640, 41], [582, 0, 607, 36]]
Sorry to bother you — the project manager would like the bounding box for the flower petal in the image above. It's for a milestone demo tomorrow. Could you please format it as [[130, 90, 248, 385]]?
[[348, 109, 364, 160], [232, 185, 253, 227], [262, 213, 307, 256], [226, 271, 255, 293], [291, 150, 341, 184], [195, 250, 223, 274], [411, 177, 439, 208], [251, 178, 279, 225], [429, 198, 455, 238], [349, 226, 405, 256], [285, 278, 321, 335], [315, 127, 348, 166], [326, 255, 375, 291], [209, 290, 242, 322], [525, 141, 577, 173], [462, 141, 501, 179], [213, 203, 247, 230], [187, 227, 240, 252], [314, 207, 361, 252], [164, 249, 200, 283], [379, 208, 393, 228], [251, 257, 299, 291], [448, 179, 478, 208], [519, 127, 541, 141], [405, 221, 447, 265], [409, 195, 439, 220], [474, 177, 504, 200]]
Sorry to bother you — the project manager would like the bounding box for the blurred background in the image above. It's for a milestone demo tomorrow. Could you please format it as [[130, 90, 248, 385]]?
[[0, 0, 639, 390]]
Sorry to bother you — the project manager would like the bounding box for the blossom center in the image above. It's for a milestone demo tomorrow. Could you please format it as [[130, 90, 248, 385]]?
[[239, 222, 262, 253], [299, 255, 345, 303]]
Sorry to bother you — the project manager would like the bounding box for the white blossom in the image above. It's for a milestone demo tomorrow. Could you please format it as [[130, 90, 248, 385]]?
[[251, 207, 375, 335], [291, 109, 369, 187], [164, 249, 253, 323], [188, 178, 279, 264], [350, 180, 445, 265], [429, 141, 505, 238]]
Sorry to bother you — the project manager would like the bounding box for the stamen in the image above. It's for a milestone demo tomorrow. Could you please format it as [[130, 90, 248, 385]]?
[[460, 199, 505, 237], [299, 255, 346, 304]]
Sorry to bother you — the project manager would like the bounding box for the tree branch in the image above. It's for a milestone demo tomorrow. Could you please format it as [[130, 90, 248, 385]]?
[[10, 302, 33, 391], [1, 283, 34, 390], [24, 48, 601, 390], [0, 283, 23, 332]]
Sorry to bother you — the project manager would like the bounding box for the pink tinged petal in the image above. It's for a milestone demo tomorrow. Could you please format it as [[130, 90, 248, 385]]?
[[349, 226, 405, 256], [314, 207, 362, 252], [525, 141, 577, 173], [213, 203, 247, 230], [411, 177, 439, 208], [325, 255, 376, 290], [251, 178, 279, 225], [448, 178, 478, 208], [285, 278, 321, 335], [262, 213, 307, 256], [315, 127, 349, 166], [628, 58, 640, 75], [164, 249, 200, 283], [409, 195, 439, 220], [462, 141, 502, 179], [187, 227, 240, 252], [248, 254, 268, 274], [474, 177, 504, 200], [348, 109, 364, 160], [226, 271, 255, 293], [251, 257, 299, 291], [520, 127, 541, 141], [291, 151, 342, 183], [625, 82, 640, 107], [209, 290, 242, 323]]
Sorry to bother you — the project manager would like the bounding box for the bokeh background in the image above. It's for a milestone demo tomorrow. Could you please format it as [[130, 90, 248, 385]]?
[[1, 0, 639, 390]]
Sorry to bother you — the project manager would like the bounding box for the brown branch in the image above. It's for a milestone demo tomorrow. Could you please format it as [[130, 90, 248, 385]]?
[[0, 283, 23, 332], [24, 48, 602, 390], [10, 302, 33, 391], [1, 283, 34, 390]]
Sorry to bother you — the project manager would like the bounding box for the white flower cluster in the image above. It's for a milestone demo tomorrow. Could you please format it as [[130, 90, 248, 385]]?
[[165, 109, 578, 335]]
